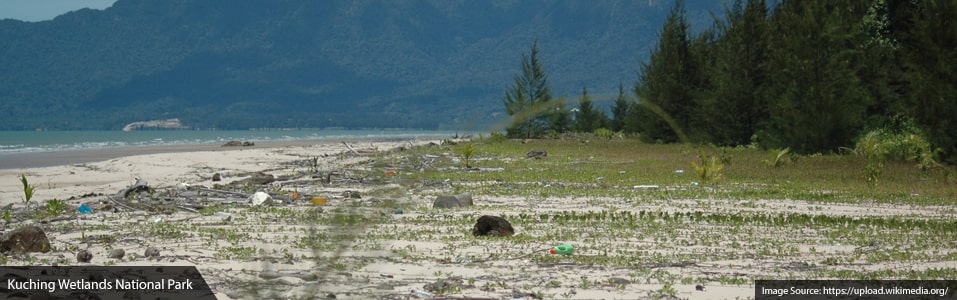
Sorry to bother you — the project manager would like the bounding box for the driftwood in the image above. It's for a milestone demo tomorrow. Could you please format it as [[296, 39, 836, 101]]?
[[341, 141, 360, 155]]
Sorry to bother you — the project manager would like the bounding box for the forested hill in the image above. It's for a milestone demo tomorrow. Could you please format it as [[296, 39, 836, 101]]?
[[0, 0, 722, 130]]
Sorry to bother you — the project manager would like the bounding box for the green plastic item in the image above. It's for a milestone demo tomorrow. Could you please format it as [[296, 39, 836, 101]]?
[[551, 243, 574, 255]]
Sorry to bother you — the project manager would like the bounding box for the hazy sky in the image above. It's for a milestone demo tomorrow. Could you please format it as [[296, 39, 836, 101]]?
[[0, 0, 117, 22]]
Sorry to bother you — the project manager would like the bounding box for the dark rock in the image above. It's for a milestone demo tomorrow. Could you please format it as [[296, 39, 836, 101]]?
[[432, 193, 473, 209], [212, 173, 222, 182], [526, 149, 547, 159], [608, 277, 631, 285], [230, 172, 276, 186], [144, 246, 161, 257], [343, 190, 361, 199], [76, 250, 93, 263], [1, 225, 51, 253], [222, 140, 254, 147], [108, 249, 125, 259], [119, 178, 151, 198], [472, 215, 515, 237]]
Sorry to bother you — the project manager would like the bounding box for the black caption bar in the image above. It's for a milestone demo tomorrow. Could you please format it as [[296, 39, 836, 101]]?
[[756, 280, 957, 300], [1, 266, 216, 299]]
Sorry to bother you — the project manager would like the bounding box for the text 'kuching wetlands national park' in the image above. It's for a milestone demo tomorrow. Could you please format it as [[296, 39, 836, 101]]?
[[7, 278, 194, 292]]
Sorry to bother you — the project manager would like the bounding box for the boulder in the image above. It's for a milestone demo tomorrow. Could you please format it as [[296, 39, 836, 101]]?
[[526, 149, 547, 159], [1, 225, 51, 253], [432, 193, 473, 209], [472, 215, 515, 237]]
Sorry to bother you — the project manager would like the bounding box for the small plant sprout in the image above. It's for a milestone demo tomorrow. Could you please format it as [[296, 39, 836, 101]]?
[[19, 173, 36, 205], [44, 199, 69, 218], [763, 147, 793, 168], [460, 142, 476, 168]]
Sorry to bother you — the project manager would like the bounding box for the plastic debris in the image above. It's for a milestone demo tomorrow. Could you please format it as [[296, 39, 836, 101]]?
[[78, 204, 93, 213], [549, 243, 574, 255], [411, 289, 433, 298]]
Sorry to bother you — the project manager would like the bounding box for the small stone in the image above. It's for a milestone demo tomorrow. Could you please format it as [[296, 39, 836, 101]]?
[[276, 276, 304, 285], [696, 284, 706, 291], [433, 193, 473, 209], [526, 149, 547, 159], [76, 250, 93, 263], [224, 289, 244, 299], [212, 173, 222, 182], [249, 191, 273, 206], [608, 277, 631, 285], [144, 246, 161, 257], [343, 190, 361, 199], [259, 270, 281, 280], [108, 249, 126, 259]]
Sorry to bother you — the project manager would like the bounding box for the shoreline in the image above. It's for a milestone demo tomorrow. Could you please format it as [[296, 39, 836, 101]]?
[[0, 136, 426, 170], [0, 135, 443, 206]]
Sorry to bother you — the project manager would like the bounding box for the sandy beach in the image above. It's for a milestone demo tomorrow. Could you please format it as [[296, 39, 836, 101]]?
[[1, 136, 954, 300], [0, 138, 409, 205], [0, 137, 439, 299]]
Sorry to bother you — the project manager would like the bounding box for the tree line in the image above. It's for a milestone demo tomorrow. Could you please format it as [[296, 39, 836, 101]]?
[[502, 0, 956, 163]]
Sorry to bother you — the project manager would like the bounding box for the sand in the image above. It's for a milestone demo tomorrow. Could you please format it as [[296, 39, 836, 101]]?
[[1, 137, 953, 300]]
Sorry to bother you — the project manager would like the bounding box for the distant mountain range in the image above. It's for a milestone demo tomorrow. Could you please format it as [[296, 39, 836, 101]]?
[[0, 0, 723, 130]]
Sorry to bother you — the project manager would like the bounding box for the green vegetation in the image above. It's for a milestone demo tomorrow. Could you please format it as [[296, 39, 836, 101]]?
[[691, 151, 724, 183], [406, 136, 955, 203], [19, 173, 35, 205], [498, 0, 956, 168], [42, 199, 69, 218], [4, 137, 955, 298], [459, 142, 476, 168], [503, 40, 564, 139], [763, 147, 794, 168]]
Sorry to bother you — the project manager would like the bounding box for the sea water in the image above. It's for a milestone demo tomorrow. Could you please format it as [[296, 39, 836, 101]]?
[[0, 129, 461, 155]]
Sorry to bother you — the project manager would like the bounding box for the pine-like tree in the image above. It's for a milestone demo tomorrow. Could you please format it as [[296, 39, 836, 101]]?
[[503, 40, 554, 138], [633, 0, 701, 143], [610, 82, 630, 132], [760, 1, 870, 153], [897, 0, 957, 162], [699, 0, 769, 146], [574, 86, 606, 132]]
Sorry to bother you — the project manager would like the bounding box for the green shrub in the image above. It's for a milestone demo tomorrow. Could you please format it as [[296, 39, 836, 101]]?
[[594, 128, 614, 139], [691, 150, 724, 183], [487, 130, 507, 143], [854, 122, 939, 170], [854, 120, 940, 182], [43, 199, 69, 218]]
